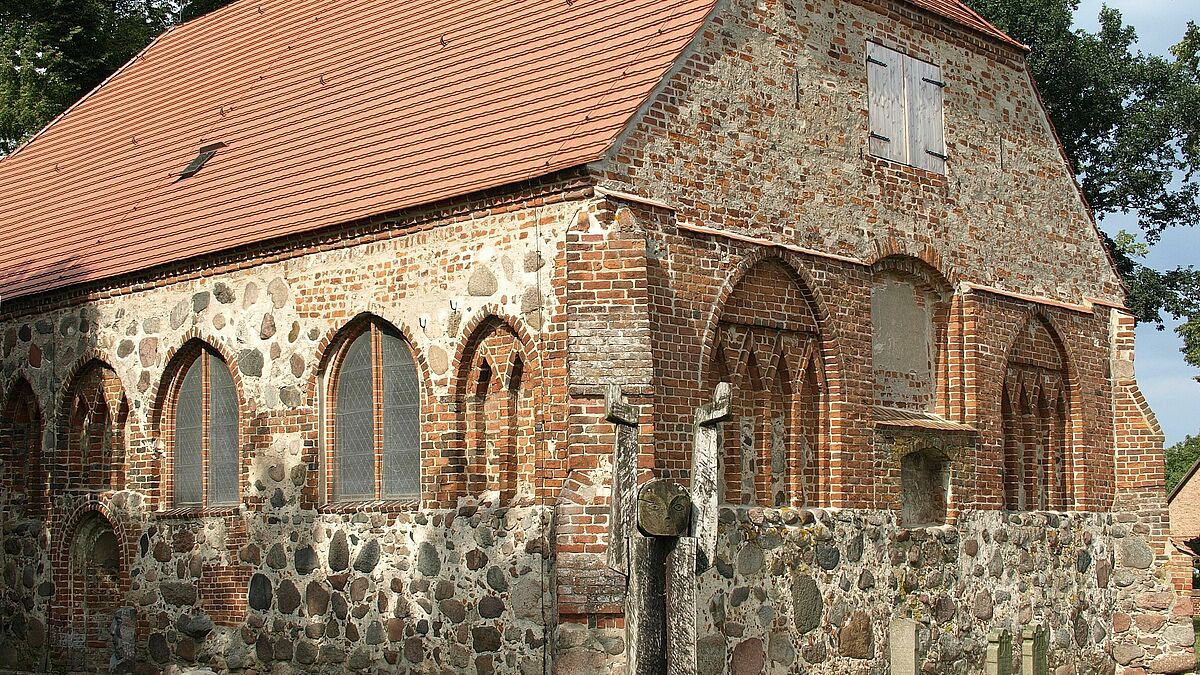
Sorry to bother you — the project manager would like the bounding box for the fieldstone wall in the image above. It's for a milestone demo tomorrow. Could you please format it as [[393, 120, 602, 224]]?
[[0, 181, 583, 673], [0, 505, 51, 669], [133, 503, 553, 673], [691, 506, 1190, 674]]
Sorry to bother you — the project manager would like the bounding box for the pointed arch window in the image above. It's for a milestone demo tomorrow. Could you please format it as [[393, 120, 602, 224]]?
[[1001, 318, 1071, 511], [173, 348, 239, 507], [706, 260, 827, 508], [61, 361, 128, 492], [1, 379, 42, 501], [329, 322, 420, 502]]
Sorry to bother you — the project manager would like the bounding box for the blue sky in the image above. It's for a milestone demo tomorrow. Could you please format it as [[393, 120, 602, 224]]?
[[1073, 0, 1198, 446]]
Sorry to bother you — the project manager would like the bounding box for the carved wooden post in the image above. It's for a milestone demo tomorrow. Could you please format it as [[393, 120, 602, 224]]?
[[606, 383, 732, 675], [605, 383, 639, 576], [691, 382, 731, 571], [606, 385, 665, 674], [665, 383, 732, 673], [665, 537, 697, 675]]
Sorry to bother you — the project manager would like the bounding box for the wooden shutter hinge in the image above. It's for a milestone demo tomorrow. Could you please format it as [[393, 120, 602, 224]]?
[[922, 76, 946, 88]]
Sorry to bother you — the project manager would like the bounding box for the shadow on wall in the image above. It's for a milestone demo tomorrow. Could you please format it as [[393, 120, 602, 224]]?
[[0, 252, 135, 672]]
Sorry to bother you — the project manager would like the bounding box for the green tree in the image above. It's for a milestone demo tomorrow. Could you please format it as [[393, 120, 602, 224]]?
[[1166, 435, 1200, 493], [177, 0, 235, 23], [0, 0, 237, 152], [968, 0, 1200, 367], [0, 0, 173, 151]]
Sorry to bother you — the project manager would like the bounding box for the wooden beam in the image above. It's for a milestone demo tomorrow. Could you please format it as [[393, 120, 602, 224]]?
[[666, 537, 698, 675], [605, 383, 640, 575], [691, 382, 731, 570]]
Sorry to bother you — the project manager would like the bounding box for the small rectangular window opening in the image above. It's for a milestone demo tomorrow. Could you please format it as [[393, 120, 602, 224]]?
[[178, 141, 226, 180]]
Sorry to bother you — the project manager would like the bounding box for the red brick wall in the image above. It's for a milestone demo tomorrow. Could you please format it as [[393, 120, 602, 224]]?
[[611, 200, 1119, 518]]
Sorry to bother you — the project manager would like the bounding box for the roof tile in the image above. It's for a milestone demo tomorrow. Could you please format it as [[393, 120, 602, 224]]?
[[0, 0, 1019, 301], [0, 0, 718, 299]]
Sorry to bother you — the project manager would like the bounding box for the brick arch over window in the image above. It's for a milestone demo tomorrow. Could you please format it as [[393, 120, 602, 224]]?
[[0, 375, 45, 511], [55, 359, 127, 493], [1001, 315, 1074, 511], [704, 257, 827, 507], [153, 338, 243, 508], [870, 255, 953, 414], [317, 314, 424, 503], [48, 502, 129, 671], [447, 315, 537, 505]]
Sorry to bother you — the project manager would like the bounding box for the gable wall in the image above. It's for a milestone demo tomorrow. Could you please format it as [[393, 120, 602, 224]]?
[[597, 0, 1123, 306], [1171, 476, 1200, 545], [577, 0, 1189, 670]]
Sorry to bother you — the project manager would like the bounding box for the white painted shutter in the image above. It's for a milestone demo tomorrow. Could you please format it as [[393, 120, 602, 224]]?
[[867, 42, 905, 163], [906, 57, 946, 173]]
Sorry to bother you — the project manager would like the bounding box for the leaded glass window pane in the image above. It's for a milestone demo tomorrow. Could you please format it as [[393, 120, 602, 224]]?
[[174, 359, 203, 507], [336, 332, 375, 500], [207, 354, 239, 506], [382, 331, 420, 498]]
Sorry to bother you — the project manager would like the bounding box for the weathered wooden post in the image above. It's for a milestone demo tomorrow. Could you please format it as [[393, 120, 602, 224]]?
[[605, 385, 667, 674], [605, 383, 639, 576], [604, 383, 731, 675], [666, 383, 731, 674], [690, 382, 731, 571]]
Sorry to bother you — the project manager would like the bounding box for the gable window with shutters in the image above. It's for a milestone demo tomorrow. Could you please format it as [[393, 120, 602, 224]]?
[[866, 42, 946, 173], [322, 318, 422, 504], [171, 346, 240, 508]]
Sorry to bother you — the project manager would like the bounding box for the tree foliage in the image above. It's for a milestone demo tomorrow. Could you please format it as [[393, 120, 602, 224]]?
[[969, 0, 1200, 367], [0, 0, 175, 151], [177, 0, 235, 23], [0, 0, 235, 152], [1166, 434, 1200, 494]]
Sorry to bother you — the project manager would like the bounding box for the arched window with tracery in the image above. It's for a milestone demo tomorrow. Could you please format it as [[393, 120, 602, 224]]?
[[453, 318, 532, 504], [163, 345, 240, 507], [0, 378, 42, 505], [323, 318, 421, 502], [708, 260, 826, 507], [1002, 317, 1071, 511], [59, 361, 127, 492]]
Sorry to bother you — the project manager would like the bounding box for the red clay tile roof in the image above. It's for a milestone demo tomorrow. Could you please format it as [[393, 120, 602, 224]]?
[[911, 0, 1026, 50], [0, 0, 719, 301], [0, 0, 1020, 302]]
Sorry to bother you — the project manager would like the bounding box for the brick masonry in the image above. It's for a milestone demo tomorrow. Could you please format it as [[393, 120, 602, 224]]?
[[0, 0, 1189, 673]]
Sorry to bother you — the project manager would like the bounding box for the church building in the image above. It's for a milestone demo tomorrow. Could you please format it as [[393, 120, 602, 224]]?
[[0, 0, 1189, 672]]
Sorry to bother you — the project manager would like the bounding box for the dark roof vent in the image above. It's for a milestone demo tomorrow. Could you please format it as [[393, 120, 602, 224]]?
[[178, 142, 226, 180]]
